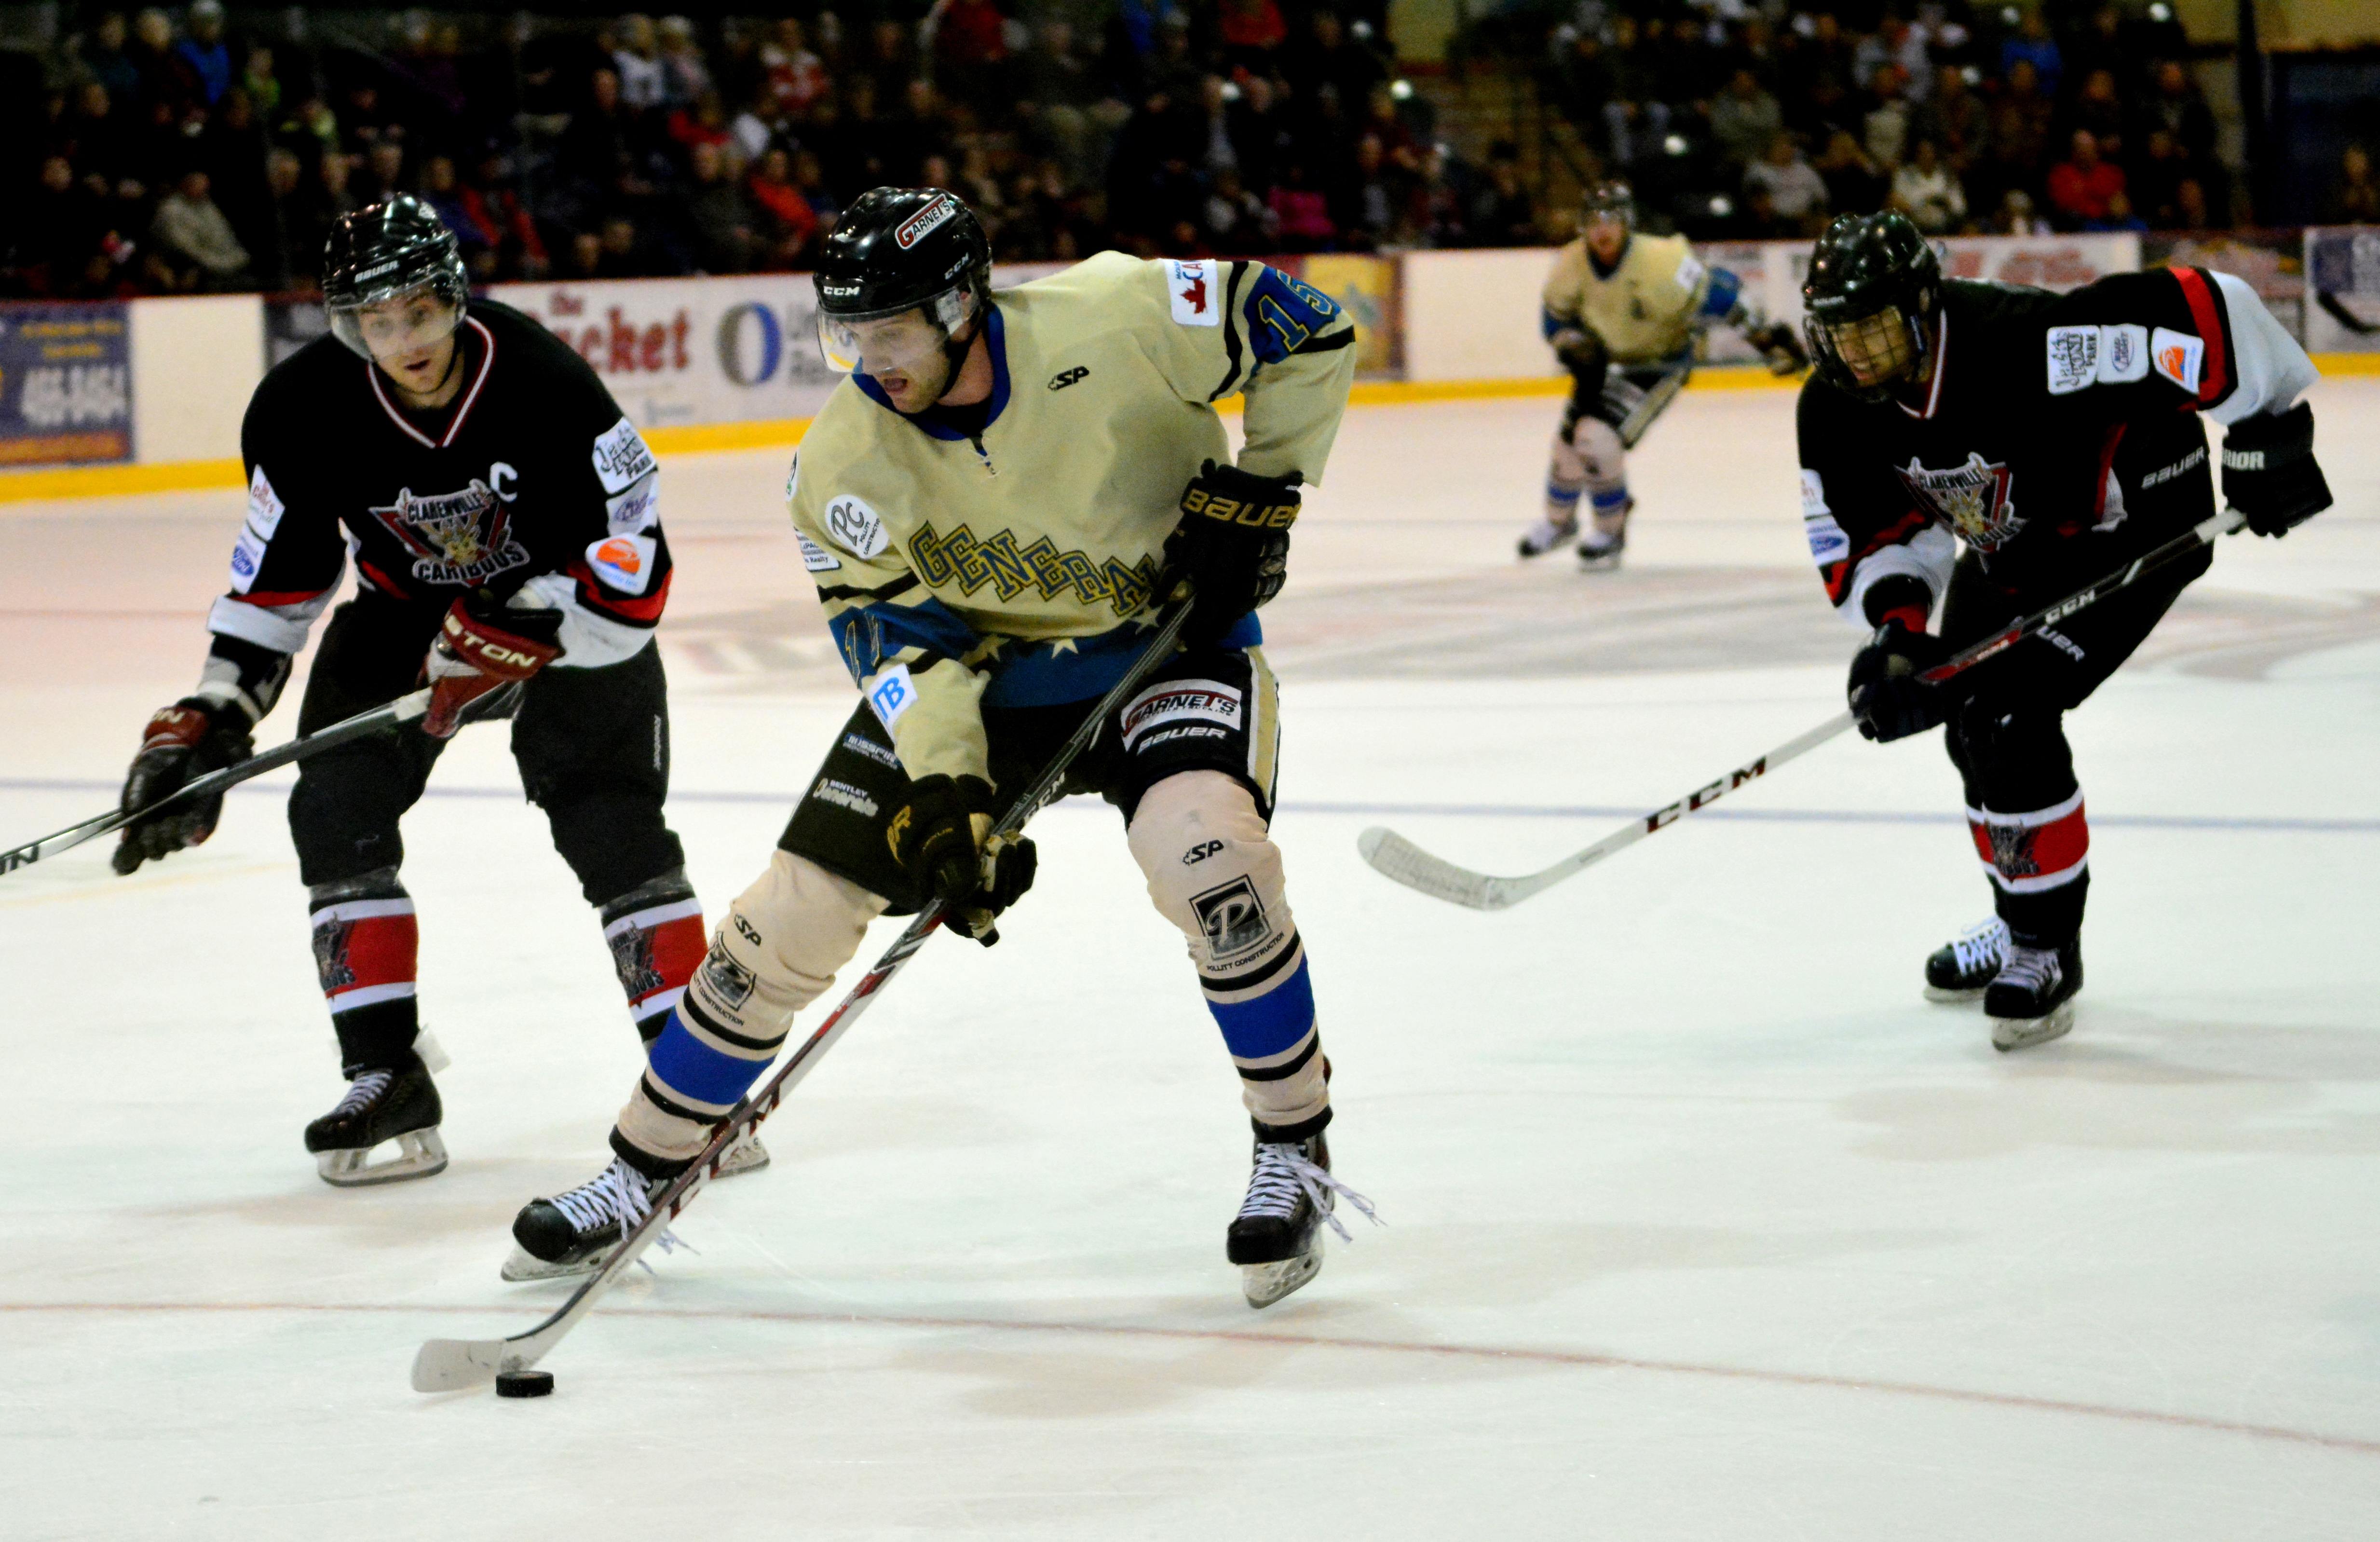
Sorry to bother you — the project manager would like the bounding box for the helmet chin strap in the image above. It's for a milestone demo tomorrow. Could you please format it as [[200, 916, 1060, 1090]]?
[[927, 303, 987, 408]]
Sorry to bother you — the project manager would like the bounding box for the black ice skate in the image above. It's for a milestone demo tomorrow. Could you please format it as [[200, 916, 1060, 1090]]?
[[504, 1155, 672, 1283], [1517, 513, 1579, 559], [1986, 936, 2083, 1051], [1577, 501, 1632, 571], [1924, 917, 2010, 1002], [1226, 1133, 1380, 1309], [304, 1054, 447, 1186]]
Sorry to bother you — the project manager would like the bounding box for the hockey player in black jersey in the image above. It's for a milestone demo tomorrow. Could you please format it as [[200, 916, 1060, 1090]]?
[[1797, 212, 2331, 1049], [110, 196, 762, 1187]]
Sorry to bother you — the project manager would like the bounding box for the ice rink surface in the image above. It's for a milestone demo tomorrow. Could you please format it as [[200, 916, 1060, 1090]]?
[[4, 379, 2378, 1540]]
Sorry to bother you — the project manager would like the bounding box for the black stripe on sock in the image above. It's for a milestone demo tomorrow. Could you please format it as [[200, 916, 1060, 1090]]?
[[637, 1071, 722, 1126], [1236, 1035, 1319, 1083], [682, 992, 788, 1054], [1198, 929, 1302, 995]]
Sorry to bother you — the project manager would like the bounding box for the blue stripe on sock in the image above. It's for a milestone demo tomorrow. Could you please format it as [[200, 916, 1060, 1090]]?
[[1590, 485, 1630, 511], [645, 1007, 772, 1108], [1547, 484, 1584, 506], [1207, 956, 1316, 1063]]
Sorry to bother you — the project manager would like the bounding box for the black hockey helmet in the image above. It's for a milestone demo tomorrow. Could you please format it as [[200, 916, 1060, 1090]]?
[[1581, 179, 1636, 231], [1802, 211, 1941, 402], [813, 187, 993, 379], [321, 194, 469, 361]]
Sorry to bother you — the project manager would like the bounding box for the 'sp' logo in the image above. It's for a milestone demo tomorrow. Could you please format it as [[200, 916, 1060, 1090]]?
[[1048, 366, 1089, 391]]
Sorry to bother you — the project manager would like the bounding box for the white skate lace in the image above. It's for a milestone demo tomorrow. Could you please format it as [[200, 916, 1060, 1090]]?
[[549, 1159, 656, 1242], [1239, 1144, 1384, 1244], [1949, 918, 2011, 976], [1995, 943, 2063, 996], [329, 1069, 394, 1117]]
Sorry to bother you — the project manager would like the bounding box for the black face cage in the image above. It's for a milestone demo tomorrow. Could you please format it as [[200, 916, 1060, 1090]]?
[[1805, 283, 1934, 403]]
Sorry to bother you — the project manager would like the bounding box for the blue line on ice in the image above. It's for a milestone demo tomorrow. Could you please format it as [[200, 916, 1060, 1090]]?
[[6, 779, 2376, 834]]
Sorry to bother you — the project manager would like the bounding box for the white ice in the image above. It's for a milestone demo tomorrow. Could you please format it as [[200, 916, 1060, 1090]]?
[[3, 381, 2379, 1540]]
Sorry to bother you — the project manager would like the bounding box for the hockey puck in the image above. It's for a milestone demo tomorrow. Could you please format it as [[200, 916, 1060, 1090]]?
[[494, 1370, 554, 1399]]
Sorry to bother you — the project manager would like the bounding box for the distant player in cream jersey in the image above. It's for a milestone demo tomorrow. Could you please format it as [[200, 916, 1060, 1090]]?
[[507, 189, 1374, 1308], [1519, 180, 1807, 568]]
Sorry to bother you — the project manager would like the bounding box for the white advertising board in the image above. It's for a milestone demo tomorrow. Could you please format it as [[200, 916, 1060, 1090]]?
[[486, 262, 1071, 430]]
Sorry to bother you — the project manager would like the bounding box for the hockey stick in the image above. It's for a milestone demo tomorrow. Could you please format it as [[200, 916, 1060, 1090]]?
[[411, 598, 1196, 1393], [1616, 362, 1690, 449], [0, 688, 432, 879], [1360, 508, 2249, 911], [2315, 290, 2379, 337]]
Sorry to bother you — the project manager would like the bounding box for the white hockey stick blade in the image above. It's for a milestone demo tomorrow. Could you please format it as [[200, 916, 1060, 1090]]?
[[1359, 712, 1857, 912], [411, 1335, 516, 1392], [1357, 826, 1514, 910]]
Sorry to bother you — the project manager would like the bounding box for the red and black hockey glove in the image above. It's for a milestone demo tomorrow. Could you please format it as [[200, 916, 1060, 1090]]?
[[2221, 402, 2332, 538], [111, 698, 255, 874], [1164, 459, 1299, 647], [420, 590, 564, 739], [887, 774, 1037, 946], [1847, 618, 1954, 743]]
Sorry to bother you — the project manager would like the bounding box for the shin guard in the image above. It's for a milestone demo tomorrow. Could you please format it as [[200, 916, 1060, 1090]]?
[[615, 852, 885, 1165], [309, 868, 420, 1075], [1129, 772, 1330, 1140], [598, 869, 707, 1044]]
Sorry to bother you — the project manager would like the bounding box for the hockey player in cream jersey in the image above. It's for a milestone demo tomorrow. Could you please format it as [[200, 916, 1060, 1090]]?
[[1519, 181, 1807, 568], [507, 188, 1373, 1308]]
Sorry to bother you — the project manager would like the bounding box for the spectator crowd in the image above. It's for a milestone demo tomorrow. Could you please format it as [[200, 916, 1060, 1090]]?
[[5, 1, 2369, 303], [2, 0, 1545, 300], [1536, 1, 2241, 240]]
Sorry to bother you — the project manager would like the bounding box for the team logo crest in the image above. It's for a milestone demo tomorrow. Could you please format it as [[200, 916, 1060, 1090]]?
[[1986, 822, 2041, 878], [369, 462, 530, 585], [1895, 452, 2022, 551], [608, 926, 664, 999], [311, 919, 355, 992]]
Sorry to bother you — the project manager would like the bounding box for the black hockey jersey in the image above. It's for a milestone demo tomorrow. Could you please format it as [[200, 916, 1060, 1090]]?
[[1797, 266, 2318, 624], [199, 299, 672, 720]]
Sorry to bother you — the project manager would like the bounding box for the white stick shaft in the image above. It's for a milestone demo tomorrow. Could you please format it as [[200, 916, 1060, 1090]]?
[[1359, 712, 1853, 911]]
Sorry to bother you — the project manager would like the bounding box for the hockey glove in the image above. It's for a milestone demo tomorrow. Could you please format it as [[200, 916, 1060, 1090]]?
[[889, 775, 1037, 945], [111, 698, 255, 874], [2221, 402, 2332, 538], [421, 590, 564, 738], [1847, 619, 1954, 743], [1747, 321, 1809, 376], [1165, 459, 1299, 647]]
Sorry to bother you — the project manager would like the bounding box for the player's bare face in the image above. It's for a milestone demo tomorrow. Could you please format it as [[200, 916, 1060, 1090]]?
[[1585, 217, 1629, 266], [1823, 307, 1917, 388], [825, 309, 956, 411], [357, 293, 463, 404]]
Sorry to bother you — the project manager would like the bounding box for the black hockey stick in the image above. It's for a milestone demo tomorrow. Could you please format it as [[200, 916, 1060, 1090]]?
[[1616, 362, 1690, 449], [1361, 509, 2249, 910], [0, 688, 433, 879], [2315, 290, 2379, 337], [411, 598, 1196, 1393]]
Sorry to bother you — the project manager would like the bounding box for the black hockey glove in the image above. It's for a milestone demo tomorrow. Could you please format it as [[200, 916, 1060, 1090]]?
[[1164, 459, 1299, 646], [1847, 620, 1954, 743], [888, 774, 1037, 946], [2221, 402, 2332, 538], [111, 698, 255, 874], [1746, 321, 1809, 376]]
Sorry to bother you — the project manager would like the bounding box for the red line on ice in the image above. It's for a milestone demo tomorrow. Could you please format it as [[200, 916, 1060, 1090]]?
[[3, 1299, 2375, 1455]]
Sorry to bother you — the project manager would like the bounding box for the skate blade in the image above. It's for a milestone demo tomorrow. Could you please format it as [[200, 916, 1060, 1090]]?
[[315, 1127, 448, 1187], [1923, 984, 1989, 1004], [1241, 1250, 1322, 1310], [500, 1244, 602, 1283], [1577, 547, 1624, 572], [1990, 999, 2076, 1052], [1518, 531, 1578, 559], [714, 1134, 771, 1180]]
